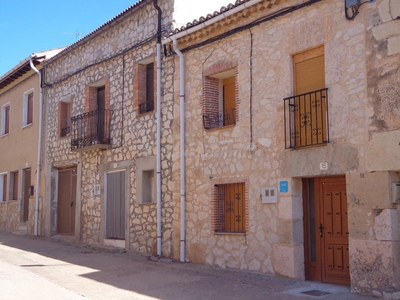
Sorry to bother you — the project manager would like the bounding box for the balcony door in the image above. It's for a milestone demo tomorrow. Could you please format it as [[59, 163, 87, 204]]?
[[96, 86, 105, 143], [293, 46, 327, 147]]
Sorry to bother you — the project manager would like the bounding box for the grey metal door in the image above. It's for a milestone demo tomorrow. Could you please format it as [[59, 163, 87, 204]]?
[[106, 170, 125, 239]]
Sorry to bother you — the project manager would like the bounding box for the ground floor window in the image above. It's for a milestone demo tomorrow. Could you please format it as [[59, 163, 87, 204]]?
[[213, 182, 246, 233]]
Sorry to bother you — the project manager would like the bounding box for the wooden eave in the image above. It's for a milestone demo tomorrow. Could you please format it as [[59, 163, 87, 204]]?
[[0, 60, 41, 90]]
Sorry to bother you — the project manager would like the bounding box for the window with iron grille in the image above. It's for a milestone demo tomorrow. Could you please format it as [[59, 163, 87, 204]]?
[[212, 182, 246, 233], [202, 69, 237, 130], [59, 98, 72, 137], [284, 45, 329, 149], [135, 61, 155, 115]]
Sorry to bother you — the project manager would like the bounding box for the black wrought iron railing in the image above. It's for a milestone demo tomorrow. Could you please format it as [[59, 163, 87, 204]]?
[[203, 108, 236, 130], [284, 88, 329, 149], [139, 100, 154, 114], [71, 109, 112, 151], [60, 126, 70, 137]]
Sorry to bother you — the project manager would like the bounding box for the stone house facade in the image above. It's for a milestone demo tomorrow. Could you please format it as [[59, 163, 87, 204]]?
[[41, 0, 230, 257], [42, 0, 177, 255], [0, 49, 62, 236], [166, 0, 400, 296]]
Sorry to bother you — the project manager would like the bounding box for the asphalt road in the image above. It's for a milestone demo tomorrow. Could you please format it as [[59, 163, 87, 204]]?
[[0, 229, 371, 300]]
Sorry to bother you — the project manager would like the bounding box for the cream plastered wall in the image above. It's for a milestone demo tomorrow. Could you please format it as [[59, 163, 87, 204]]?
[[43, 0, 177, 257], [0, 70, 44, 233], [171, 0, 399, 295]]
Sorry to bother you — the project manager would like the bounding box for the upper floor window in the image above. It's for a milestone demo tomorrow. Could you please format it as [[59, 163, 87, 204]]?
[[134, 60, 155, 115], [202, 68, 237, 130], [1, 103, 10, 135], [23, 90, 34, 126], [284, 45, 329, 148], [0, 173, 7, 201], [59, 97, 72, 137]]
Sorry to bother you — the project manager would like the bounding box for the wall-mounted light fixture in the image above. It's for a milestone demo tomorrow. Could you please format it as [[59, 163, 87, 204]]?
[[345, 0, 374, 20]]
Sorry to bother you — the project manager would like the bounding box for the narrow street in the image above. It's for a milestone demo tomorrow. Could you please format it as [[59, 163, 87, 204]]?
[[0, 229, 370, 300]]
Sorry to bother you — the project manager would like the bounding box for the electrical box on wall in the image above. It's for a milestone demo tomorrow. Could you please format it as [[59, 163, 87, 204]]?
[[93, 184, 101, 196], [392, 183, 400, 203], [261, 187, 277, 204]]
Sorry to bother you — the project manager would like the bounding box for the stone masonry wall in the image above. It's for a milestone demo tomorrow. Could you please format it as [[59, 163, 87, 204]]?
[[171, 0, 399, 295], [44, 0, 176, 256]]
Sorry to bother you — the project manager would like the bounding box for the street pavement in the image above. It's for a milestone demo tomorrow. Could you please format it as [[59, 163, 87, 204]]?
[[0, 229, 372, 300]]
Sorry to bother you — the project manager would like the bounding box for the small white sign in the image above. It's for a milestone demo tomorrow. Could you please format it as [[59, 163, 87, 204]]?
[[320, 162, 328, 170], [93, 184, 101, 196]]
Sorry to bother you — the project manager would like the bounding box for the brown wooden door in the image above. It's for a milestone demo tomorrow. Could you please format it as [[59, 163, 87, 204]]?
[[57, 168, 76, 235], [106, 170, 125, 239], [23, 169, 31, 222], [303, 176, 350, 285]]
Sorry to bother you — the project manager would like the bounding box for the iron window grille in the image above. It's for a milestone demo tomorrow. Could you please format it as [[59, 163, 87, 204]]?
[[71, 109, 112, 150], [139, 100, 154, 114], [203, 108, 236, 130], [284, 88, 329, 149]]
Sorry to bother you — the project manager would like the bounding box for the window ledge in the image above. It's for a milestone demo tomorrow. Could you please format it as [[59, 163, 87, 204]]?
[[137, 110, 155, 118], [0, 133, 9, 138], [205, 124, 236, 132], [22, 123, 33, 129], [59, 134, 71, 139], [214, 232, 246, 236]]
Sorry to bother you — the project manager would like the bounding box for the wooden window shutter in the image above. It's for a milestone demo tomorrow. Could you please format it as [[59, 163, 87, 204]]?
[[213, 183, 245, 233], [294, 46, 325, 94], [293, 46, 327, 147], [223, 77, 236, 126], [2, 174, 7, 201], [146, 63, 154, 108], [27, 93, 33, 124], [5, 106, 10, 134]]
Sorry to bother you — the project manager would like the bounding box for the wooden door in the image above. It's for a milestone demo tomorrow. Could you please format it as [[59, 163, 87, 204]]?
[[57, 168, 76, 235], [303, 176, 350, 285], [106, 170, 125, 239], [22, 168, 31, 222]]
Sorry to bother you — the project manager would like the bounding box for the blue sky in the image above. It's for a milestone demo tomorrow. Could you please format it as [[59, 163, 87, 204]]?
[[0, 0, 139, 76]]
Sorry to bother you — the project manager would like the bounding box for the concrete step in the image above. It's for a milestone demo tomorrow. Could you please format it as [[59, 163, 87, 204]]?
[[12, 224, 28, 236]]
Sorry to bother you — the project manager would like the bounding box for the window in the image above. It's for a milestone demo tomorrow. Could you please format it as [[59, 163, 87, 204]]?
[[212, 182, 246, 233], [1, 103, 10, 135], [9, 171, 18, 200], [134, 61, 155, 115], [203, 69, 237, 129], [136, 157, 156, 204], [284, 45, 328, 148], [0, 173, 7, 201], [23, 90, 34, 126], [59, 98, 72, 137]]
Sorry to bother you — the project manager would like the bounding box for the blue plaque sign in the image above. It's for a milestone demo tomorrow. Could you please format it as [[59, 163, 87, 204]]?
[[279, 181, 289, 193]]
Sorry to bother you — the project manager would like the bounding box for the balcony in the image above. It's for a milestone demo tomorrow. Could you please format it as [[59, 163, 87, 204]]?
[[139, 100, 154, 114], [71, 109, 112, 151], [202, 108, 236, 130], [284, 88, 329, 149]]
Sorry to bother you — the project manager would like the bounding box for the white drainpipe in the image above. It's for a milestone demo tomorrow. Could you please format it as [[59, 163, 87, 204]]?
[[156, 39, 162, 256], [29, 57, 42, 236], [172, 38, 186, 262]]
